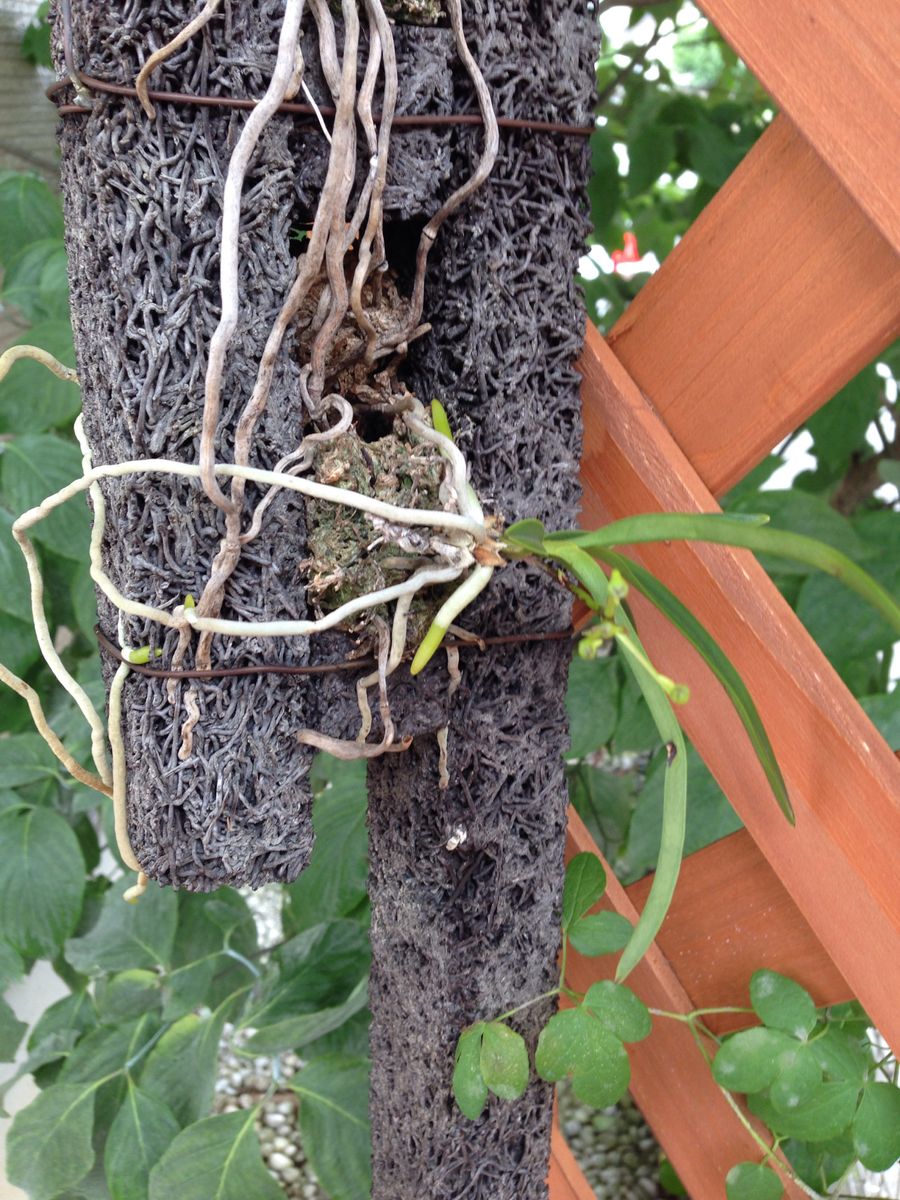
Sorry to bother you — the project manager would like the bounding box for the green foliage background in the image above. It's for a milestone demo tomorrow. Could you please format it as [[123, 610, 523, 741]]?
[[0, 3, 897, 1198]]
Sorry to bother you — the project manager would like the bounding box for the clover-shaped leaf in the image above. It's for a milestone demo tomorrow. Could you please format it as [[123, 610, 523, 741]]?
[[535, 1007, 630, 1108], [725, 1161, 784, 1200], [769, 1043, 823, 1114], [453, 1023, 487, 1120], [750, 970, 817, 1040], [562, 854, 607, 931], [568, 911, 633, 958], [479, 1022, 529, 1102], [712, 1027, 798, 1095], [583, 981, 651, 1043], [852, 1082, 900, 1172]]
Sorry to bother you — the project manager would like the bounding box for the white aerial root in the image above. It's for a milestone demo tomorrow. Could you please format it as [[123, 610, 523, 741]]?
[[135, 0, 224, 119], [1, 0, 506, 893]]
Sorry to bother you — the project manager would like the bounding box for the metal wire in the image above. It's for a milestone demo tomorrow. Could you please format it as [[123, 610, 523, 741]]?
[[47, 72, 596, 137]]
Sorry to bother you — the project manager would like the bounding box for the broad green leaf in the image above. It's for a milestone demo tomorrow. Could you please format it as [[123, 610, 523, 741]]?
[[859, 693, 900, 749], [768, 1043, 824, 1114], [479, 1021, 529, 1101], [535, 1007, 630, 1107], [28, 990, 96, 1050], [140, 992, 246, 1129], [282, 757, 368, 935], [628, 124, 675, 194], [104, 1081, 180, 1200], [0, 938, 25, 987], [21, 5, 53, 69], [595, 549, 790, 821], [164, 890, 257, 1020], [587, 130, 620, 240], [725, 1161, 784, 1200], [0, 995, 27, 1061], [0, 730, 60, 785], [561, 852, 606, 929], [0, 322, 79, 434], [96, 970, 163, 1024], [65, 883, 178, 974], [0, 805, 85, 957], [0, 509, 33, 621], [0, 1032, 77, 1117], [60, 1017, 158, 1097], [453, 1024, 488, 1119], [749, 1081, 860, 1143], [148, 1109, 282, 1200], [583, 981, 652, 1043], [712, 1027, 798, 1094], [502, 517, 547, 557], [852, 1082, 900, 1172], [0, 241, 70, 323], [0, 612, 40, 677], [567, 764, 637, 864], [750, 970, 817, 1040], [806, 368, 883, 483], [291, 1056, 371, 1200], [568, 910, 633, 957], [611, 664, 661, 754], [565, 655, 620, 757], [687, 119, 743, 186], [1, 433, 90, 560], [796, 564, 900, 672], [7, 1082, 98, 1200], [242, 977, 369, 1055], [242, 919, 370, 1032], [0, 172, 63, 266]]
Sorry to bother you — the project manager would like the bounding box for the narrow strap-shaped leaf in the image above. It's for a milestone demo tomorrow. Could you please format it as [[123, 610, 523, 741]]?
[[593, 547, 792, 823], [541, 514, 900, 635], [549, 542, 687, 983]]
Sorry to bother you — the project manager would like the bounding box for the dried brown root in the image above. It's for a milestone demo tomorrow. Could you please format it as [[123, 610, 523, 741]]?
[[135, 0, 223, 119]]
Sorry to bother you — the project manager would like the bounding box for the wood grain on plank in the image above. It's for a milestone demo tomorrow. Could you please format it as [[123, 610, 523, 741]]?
[[578, 323, 900, 1054], [548, 1119, 595, 1200], [624, 830, 852, 1032], [608, 115, 900, 497], [698, 0, 900, 253], [560, 811, 808, 1200]]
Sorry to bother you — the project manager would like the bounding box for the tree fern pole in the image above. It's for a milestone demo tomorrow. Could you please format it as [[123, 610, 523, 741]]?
[[366, 3, 596, 1195]]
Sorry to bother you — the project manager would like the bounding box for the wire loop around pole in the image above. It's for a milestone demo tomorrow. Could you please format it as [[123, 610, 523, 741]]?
[[46, 72, 596, 138]]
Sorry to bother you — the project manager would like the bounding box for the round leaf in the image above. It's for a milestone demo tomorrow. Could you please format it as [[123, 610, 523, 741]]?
[[535, 1007, 630, 1107], [562, 852, 607, 930], [725, 1161, 784, 1200], [748, 1081, 861, 1143], [0, 806, 85, 958], [712, 1027, 798, 1095], [453, 1024, 488, 1119], [769, 1043, 823, 1114], [750, 970, 817, 1040], [479, 1021, 529, 1101], [852, 1082, 900, 1172], [568, 910, 633, 957], [584, 981, 652, 1043]]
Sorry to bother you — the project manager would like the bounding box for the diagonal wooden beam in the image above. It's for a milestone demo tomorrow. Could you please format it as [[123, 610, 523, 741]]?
[[698, 0, 900, 254], [558, 811, 808, 1200], [577, 323, 900, 1054], [623, 829, 852, 1033], [608, 115, 900, 497]]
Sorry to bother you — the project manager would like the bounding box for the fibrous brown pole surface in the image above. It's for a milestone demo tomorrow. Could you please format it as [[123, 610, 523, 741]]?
[[56, 0, 595, 1193], [364, 1, 595, 1194]]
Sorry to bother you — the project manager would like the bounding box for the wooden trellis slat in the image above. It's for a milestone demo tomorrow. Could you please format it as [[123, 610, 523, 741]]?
[[560, 811, 808, 1200], [609, 114, 900, 498], [698, 0, 900, 254], [577, 321, 900, 1056], [624, 829, 852, 1034]]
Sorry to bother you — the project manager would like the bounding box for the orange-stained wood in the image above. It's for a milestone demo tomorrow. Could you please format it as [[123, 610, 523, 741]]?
[[560, 811, 808, 1200], [608, 115, 900, 497], [577, 323, 900, 1054], [698, 0, 900, 253], [624, 830, 852, 1034], [548, 1119, 595, 1200]]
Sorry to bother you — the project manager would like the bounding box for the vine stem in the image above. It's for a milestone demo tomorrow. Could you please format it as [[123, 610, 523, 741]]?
[[495, 988, 562, 1024]]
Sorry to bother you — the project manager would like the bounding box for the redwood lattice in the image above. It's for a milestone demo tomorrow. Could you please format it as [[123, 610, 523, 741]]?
[[548, 2, 900, 1196]]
